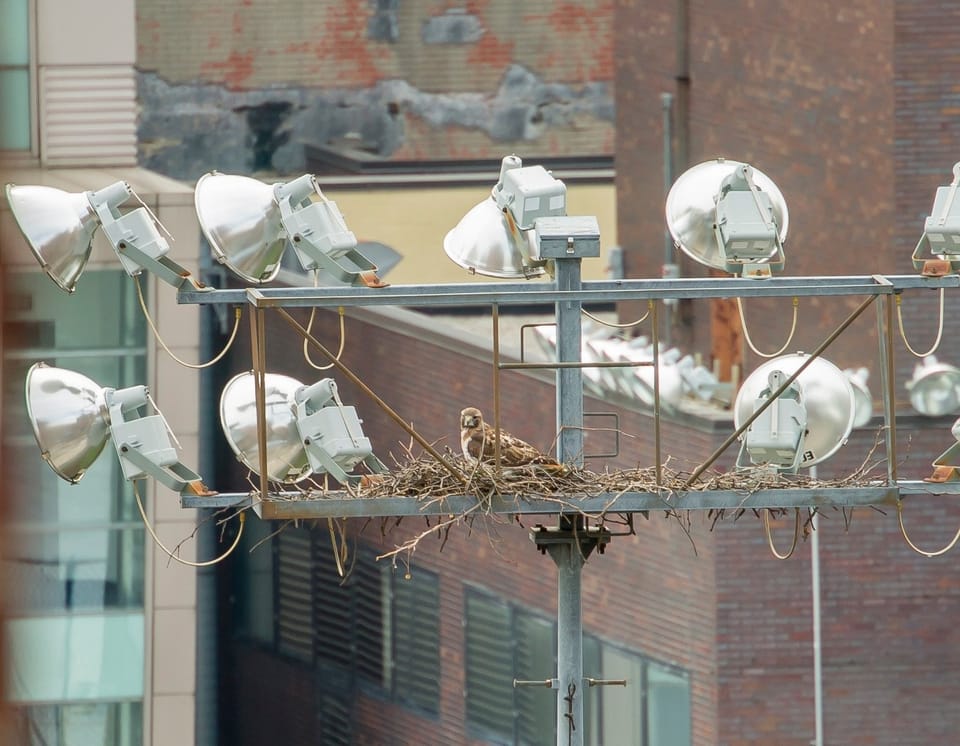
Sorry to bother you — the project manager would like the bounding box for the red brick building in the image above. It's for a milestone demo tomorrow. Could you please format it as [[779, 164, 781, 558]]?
[[129, 1, 960, 745]]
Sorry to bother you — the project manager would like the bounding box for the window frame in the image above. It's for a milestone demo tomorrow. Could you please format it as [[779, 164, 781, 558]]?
[[463, 587, 693, 746], [0, 0, 38, 160]]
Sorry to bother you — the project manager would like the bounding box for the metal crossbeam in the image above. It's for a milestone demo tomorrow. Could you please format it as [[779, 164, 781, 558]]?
[[177, 273, 960, 309], [181, 481, 960, 519]]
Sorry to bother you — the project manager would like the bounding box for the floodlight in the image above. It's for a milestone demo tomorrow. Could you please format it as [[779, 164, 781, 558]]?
[[219, 372, 312, 484], [219, 372, 386, 487], [734, 353, 855, 472], [5, 181, 209, 294], [666, 158, 788, 278], [293, 378, 387, 486], [912, 162, 960, 276], [927, 417, 960, 482], [25, 362, 211, 495], [905, 355, 960, 416], [194, 171, 385, 287], [843, 367, 874, 428], [444, 155, 567, 279]]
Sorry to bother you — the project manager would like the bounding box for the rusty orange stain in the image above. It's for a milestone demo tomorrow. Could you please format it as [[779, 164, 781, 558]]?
[[312, 0, 383, 87], [466, 31, 514, 69], [201, 51, 256, 90]]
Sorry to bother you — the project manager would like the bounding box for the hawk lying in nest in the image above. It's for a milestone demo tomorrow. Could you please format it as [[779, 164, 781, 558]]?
[[459, 407, 566, 474]]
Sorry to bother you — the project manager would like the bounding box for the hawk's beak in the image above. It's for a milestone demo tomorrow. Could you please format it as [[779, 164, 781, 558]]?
[[461, 415, 477, 428]]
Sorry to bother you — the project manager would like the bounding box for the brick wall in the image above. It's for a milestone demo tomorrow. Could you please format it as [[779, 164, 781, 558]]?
[[135, 1, 615, 177], [215, 303, 723, 744]]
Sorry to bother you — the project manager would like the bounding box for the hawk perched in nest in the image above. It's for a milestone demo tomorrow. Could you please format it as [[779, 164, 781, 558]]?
[[459, 407, 562, 469]]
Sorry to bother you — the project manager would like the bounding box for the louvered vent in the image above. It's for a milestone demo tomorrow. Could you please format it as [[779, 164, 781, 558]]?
[[465, 593, 514, 739], [392, 570, 441, 714], [276, 527, 314, 662], [313, 537, 355, 670], [317, 692, 353, 746], [38, 65, 137, 166], [352, 555, 385, 686]]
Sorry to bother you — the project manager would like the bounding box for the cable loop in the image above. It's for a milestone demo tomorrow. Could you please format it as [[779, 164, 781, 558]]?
[[134, 276, 241, 369], [581, 304, 650, 329], [762, 507, 800, 560], [896, 289, 945, 358], [134, 481, 245, 567], [304, 270, 347, 370], [896, 499, 960, 557], [737, 296, 798, 358]]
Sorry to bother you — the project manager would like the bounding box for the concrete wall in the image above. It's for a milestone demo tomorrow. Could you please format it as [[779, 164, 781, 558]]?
[[134, 1, 615, 180]]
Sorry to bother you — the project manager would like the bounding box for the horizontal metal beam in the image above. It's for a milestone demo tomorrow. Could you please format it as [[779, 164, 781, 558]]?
[[179, 481, 960, 520], [177, 274, 960, 309]]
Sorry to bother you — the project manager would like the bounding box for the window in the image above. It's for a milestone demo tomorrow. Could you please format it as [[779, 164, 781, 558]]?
[[1, 270, 148, 742], [0, 0, 32, 151], [240, 526, 442, 716], [464, 590, 692, 746]]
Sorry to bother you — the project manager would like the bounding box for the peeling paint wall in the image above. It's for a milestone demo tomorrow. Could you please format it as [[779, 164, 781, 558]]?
[[136, 1, 614, 180]]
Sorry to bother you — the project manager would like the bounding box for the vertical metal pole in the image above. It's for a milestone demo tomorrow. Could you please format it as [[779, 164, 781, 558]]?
[[553, 256, 585, 746], [876, 293, 897, 482], [651, 300, 663, 485], [554, 258, 584, 466], [810, 466, 823, 746], [555, 540, 585, 746], [249, 305, 269, 500]]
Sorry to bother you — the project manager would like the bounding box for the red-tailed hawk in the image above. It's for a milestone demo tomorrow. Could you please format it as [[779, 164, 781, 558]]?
[[459, 407, 561, 468]]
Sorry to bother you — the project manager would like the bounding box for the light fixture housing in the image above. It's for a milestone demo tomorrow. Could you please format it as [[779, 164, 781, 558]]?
[[844, 367, 874, 428], [666, 158, 788, 278], [912, 162, 960, 276], [293, 378, 387, 486], [219, 372, 312, 484], [928, 416, 960, 482], [25, 362, 210, 495], [194, 172, 385, 287], [905, 355, 960, 417], [444, 155, 582, 279], [734, 353, 855, 472], [5, 181, 208, 293], [219, 372, 386, 487]]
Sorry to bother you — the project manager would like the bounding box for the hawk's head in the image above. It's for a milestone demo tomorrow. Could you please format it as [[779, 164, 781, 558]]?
[[460, 407, 483, 430]]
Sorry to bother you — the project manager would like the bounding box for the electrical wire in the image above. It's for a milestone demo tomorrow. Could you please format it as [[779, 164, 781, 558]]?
[[303, 270, 347, 370], [762, 507, 800, 560], [737, 296, 798, 358], [134, 275, 241, 368], [304, 306, 346, 370], [581, 302, 650, 329], [896, 288, 945, 358], [896, 499, 960, 557], [133, 480, 245, 567]]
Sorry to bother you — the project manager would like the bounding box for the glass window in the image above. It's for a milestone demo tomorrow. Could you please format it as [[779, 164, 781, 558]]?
[[236, 533, 442, 716], [647, 662, 692, 746], [515, 611, 555, 746], [0, 0, 31, 151], [4, 614, 146, 702], [11, 701, 142, 746], [464, 595, 693, 746], [2, 270, 148, 742]]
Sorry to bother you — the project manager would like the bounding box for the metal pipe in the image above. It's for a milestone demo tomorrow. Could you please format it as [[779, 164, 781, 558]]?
[[493, 303, 502, 469], [552, 256, 586, 746], [555, 539, 585, 745], [810, 465, 824, 746], [875, 284, 898, 483], [249, 307, 269, 501]]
